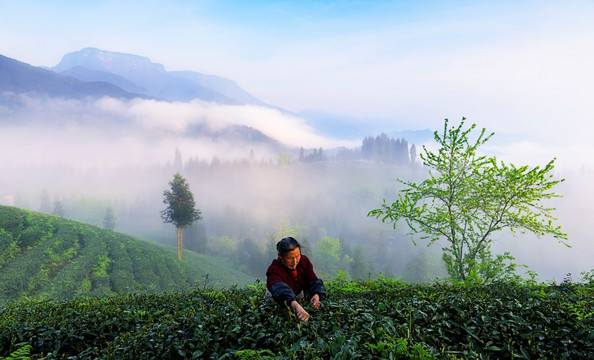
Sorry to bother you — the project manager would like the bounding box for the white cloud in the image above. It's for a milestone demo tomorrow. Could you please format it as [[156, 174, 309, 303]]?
[[93, 97, 357, 149], [0, 96, 360, 171]]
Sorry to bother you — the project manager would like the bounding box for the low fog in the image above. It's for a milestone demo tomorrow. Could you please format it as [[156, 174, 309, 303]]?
[[1, 96, 592, 282]]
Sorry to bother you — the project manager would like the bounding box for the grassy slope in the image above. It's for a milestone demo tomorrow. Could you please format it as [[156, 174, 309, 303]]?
[[0, 206, 256, 303]]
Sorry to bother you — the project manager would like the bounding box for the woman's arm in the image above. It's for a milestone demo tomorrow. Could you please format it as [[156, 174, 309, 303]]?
[[308, 278, 327, 300], [291, 300, 310, 321], [269, 282, 298, 306]]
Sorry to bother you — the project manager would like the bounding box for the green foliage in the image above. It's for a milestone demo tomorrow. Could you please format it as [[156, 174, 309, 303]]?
[[581, 269, 594, 284], [161, 172, 202, 261], [369, 118, 568, 282], [0, 279, 591, 359], [0, 232, 19, 268], [0, 343, 31, 360], [233, 349, 276, 359], [160, 172, 202, 229], [0, 206, 256, 304]]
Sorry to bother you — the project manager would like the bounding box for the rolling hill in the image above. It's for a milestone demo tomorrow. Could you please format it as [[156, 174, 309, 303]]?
[[0, 205, 257, 304]]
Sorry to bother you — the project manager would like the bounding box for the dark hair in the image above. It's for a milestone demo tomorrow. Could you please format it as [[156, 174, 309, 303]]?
[[276, 237, 300, 256]]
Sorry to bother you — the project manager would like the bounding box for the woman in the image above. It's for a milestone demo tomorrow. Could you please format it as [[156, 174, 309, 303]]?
[[266, 237, 326, 322]]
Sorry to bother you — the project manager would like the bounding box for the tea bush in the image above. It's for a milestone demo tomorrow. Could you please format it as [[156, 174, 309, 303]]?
[[0, 278, 592, 359]]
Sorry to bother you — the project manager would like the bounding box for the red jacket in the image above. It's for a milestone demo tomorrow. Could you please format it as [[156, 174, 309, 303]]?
[[266, 255, 326, 306]]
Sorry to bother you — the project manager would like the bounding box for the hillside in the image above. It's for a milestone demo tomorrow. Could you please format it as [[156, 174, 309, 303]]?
[[0, 206, 257, 304]]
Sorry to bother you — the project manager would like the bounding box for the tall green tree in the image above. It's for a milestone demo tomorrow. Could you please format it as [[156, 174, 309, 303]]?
[[161, 173, 202, 261], [368, 118, 568, 282]]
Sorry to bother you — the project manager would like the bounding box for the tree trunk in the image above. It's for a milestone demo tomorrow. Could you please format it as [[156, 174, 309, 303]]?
[[176, 227, 182, 261], [180, 227, 184, 261]]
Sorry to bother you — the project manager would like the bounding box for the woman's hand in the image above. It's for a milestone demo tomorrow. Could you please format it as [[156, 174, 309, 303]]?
[[291, 301, 310, 322], [310, 294, 320, 309]]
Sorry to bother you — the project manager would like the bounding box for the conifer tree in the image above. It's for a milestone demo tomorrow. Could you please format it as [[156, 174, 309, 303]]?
[[161, 173, 202, 261]]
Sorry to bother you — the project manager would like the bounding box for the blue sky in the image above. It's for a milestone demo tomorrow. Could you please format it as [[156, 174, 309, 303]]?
[[2, 0, 594, 168]]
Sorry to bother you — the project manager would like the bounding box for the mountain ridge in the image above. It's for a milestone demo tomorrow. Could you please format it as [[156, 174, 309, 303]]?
[[0, 51, 289, 151], [0, 53, 147, 100], [52, 47, 263, 105], [1, 48, 391, 145], [59, 65, 148, 94]]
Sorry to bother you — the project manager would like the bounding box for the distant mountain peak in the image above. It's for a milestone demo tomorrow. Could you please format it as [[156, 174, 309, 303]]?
[[0, 53, 144, 101], [53, 47, 166, 76], [51, 47, 267, 105]]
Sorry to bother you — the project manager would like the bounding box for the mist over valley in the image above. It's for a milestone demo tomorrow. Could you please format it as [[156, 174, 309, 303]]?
[[1, 48, 592, 286]]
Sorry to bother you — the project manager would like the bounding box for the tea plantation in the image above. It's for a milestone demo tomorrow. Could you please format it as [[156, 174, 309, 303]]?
[[1, 206, 592, 359], [0, 205, 256, 304], [0, 277, 592, 359]]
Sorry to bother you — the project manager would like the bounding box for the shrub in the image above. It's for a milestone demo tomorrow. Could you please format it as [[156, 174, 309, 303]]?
[[0, 280, 591, 359]]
